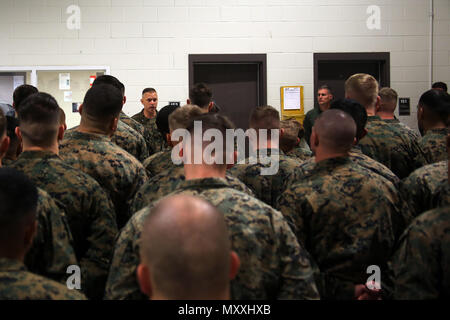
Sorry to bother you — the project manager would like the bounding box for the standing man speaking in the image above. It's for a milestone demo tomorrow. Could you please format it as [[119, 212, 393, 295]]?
[[132, 88, 165, 155], [303, 85, 334, 147]]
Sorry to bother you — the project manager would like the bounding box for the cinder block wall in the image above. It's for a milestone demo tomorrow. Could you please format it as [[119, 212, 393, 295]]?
[[0, 0, 449, 130]]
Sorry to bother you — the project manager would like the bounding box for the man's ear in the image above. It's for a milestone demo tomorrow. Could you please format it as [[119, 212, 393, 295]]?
[[0, 136, 10, 158], [110, 117, 119, 136], [229, 251, 240, 280], [187, 99, 191, 105], [15, 127, 22, 142], [358, 128, 368, 142], [24, 219, 38, 250], [78, 104, 84, 115], [279, 128, 285, 138], [123, 95, 127, 106], [310, 129, 319, 148], [226, 150, 238, 169], [57, 124, 65, 141], [140, 98, 145, 106], [137, 264, 152, 298], [375, 96, 381, 112], [208, 102, 214, 112]]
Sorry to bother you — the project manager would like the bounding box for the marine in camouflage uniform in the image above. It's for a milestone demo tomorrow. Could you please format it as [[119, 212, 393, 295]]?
[[277, 157, 405, 299], [111, 120, 149, 162], [285, 146, 312, 161], [0, 258, 86, 300], [416, 128, 448, 166], [132, 110, 166, 156], [400, 160, 447, 218], [59, 130, 148, 228], [389, 205, 450, 299], [359, 116, 426, 179], [106, 177, 319, 300], [142, 147, 172, 178], [26, 188, 78, 284], [229, 148, 301, 207], [130, 164, 254, 214], [11, 150, 118, 299], [120, 112, 153, 156]]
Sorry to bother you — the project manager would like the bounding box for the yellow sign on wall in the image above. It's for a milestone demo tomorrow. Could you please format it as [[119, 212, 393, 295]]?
[[280, 86, 305, 124]]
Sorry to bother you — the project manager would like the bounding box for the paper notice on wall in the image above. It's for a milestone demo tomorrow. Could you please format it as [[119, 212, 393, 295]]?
[[283, 87, 301, 110], [13, 76, 24, 90], [64, 91, 72, 102], [59, 73, 70, 90]]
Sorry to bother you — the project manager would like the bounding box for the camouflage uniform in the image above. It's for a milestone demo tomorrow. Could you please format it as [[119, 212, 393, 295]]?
[[383, 118, 421, 141], [130, 165, 254, 214], [59, 130, 148, 228], [11, 150, 118, 299], [285, 146, 313, 162], [106, 177, 320, 300], [142, 147, 173, 178], [0, 258, 86, 300], [400, 160, 447, 218], [229, 148, 301, 207], [389, 206, 450, 299], [120, 112, 153, 156], [416, 128, 448, 166], [277, 157, 405, 299], [359, 116, 426, 179], [112, 120, 149, 163], [1, 158, 15, 166], [437, 182, 450, 207], [132, 109, 166, 155], [26, 188, 78, 284]]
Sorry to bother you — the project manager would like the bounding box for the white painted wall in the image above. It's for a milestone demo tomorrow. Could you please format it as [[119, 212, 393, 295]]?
[[0, 0, 449, 131]]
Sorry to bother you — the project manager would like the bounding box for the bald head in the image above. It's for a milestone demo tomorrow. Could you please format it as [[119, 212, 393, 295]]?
[[139, 195, 233, 300], [312, 109, 357, 154]]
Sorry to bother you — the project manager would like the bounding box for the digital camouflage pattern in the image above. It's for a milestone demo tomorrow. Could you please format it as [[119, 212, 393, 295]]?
[[277, 157, 405, 299], [383, 118, 421, 142], [390, 206, 450, 299], [0, 258, 86, 300], [25, 188, 77, 284], [285, 146, 313, 161], [120, 112, 153, 155], [10, 150, 118, 299], [111, 120, 149, 162], [142, 148, 173, 178], [59, 130, 148, 228], [229, 148, 301, 207], [130, 165, 254, 214], [400, 160, 447, 218], [106, 177, 320, 300], [359, 116, 426, 179], [132, 109, 166, 156], [437, 182, 450, 207], [416, 128, 448, 166]]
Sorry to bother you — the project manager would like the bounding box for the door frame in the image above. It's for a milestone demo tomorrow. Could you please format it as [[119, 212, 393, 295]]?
[[313, 52, 390, 107], [188, 54, 267, 106]]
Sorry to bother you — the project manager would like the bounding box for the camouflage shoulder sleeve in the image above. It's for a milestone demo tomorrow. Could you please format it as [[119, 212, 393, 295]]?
[[270, 208, 319, 299], [25, 189, 78, 284], [104, 208, 149, 300], [390, 207, 450, 299]]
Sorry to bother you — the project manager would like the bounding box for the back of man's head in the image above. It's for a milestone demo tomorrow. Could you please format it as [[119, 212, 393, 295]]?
[[185, 113, 235, 166], [418, 89, 450, 126], [432, 81, 448, 93], [330, 98, 368, 142], [0, 167, 38, 253], [249, 105, 280, 130], [139, 195, 233, 299], [0, 109, 6, 139], [81, 84, 123, 124], [13, 85, 38, 110], [313, 109, 357, 154], [156, 105, 180, 136], [17, 93, 61, 148], [280, 119, 301, 153], [92, 75, 125, 96], [169, 104, 204, 132], [189, 83, 212, 110], [345, 73, 379, 110], [378, 87, 398, 114]]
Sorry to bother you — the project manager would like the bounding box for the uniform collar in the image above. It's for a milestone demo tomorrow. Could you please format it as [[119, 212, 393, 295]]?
[[65, 129, 111, 142], [0, 258, 27, 272], [178, 177, 230, 190], [17, 150, 61, 161]]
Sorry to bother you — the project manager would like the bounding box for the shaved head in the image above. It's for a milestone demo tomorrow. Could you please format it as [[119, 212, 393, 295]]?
[[313, 109, 357, 153], [139, 195, 232, 299]]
